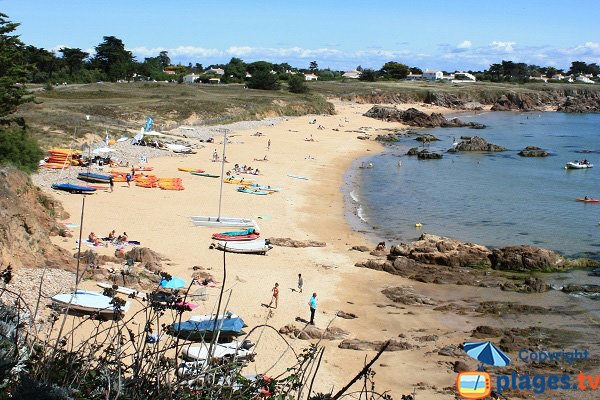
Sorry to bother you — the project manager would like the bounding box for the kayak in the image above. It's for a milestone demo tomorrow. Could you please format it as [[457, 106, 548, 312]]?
[[178, 167, 205, 173], [224, 177, 255, 184], [287, 174, 309, 180], [214, 228, 257, 237], [191, 172, 220, 178], [237, 187, 269, 195], [576, 198, 600, 203], [78, 172, 112, 183], [211, 233, 260, 241], [240, 183, 281, 192], [51, 183, 96, 194]]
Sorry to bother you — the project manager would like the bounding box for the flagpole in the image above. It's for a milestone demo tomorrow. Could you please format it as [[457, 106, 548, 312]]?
[[216, 129, 228, 221]]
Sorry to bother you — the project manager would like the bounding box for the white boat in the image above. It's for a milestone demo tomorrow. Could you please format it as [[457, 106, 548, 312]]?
[[181, 340, 254, 362], [191, 216, 256, 228], [214, 239, 272, 255], [189, 311, 240, 322], [51, 290, 130, 317], [96, 282, 147, 299], [287, 174, 309, 180], [565, 161, 593, 169]]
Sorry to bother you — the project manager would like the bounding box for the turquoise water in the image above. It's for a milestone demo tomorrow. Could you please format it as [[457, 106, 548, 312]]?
[[356, 111, 600, 259]]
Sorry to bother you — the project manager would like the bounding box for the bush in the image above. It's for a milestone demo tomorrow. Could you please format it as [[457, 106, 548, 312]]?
[[287, 74, 309, 93], [247, 68, 280, 90], [0, 127, 44, 173]]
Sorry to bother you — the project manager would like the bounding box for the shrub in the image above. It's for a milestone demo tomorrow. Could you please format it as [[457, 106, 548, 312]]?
[[287, 74, 309, 93], [0, 127, 44, 173]]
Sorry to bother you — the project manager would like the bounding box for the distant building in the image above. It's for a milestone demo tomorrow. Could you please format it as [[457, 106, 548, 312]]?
[[452, 72, 476, 82], [163, 70, 176, 75], [205, 68, 225, 76], [406, 73, 423, 80], [342, 70, 361, 79], [208, 77, 221, 84], [529, 76, 548, 83], [576, 75, 595, 84], [183, 74, 199, 83], [551, 74, 565, 80], [304, 73, 318, 81], [422, 69, 444, 80]]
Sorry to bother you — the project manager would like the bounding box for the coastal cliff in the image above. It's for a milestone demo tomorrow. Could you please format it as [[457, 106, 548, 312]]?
[[0, 166, 74, 269]]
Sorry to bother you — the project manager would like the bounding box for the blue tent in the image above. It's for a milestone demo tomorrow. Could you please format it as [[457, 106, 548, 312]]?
[[463, 341, 511, 367], [160, 276, 186, 289], [168, 317, 245, 341]]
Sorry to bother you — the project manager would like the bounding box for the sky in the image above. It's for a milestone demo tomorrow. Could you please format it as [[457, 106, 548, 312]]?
[[2, 0, 600, 71]]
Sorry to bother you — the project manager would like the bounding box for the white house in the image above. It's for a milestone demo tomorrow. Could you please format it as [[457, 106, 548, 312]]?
[[406, 73, 422, 80], [551, 74, 565, 80], [205, 68, 225, 76], [183, 74, 199, 83], [576, 75, 595, 84], [422, 69, 444, 80], [208, 77, 221, 84], [304, 73, 318, 81], [342, 70, 361, 79]]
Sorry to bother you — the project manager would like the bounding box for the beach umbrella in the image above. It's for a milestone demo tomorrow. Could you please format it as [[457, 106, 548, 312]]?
[[463, 341, 511, 367], [160, 276, 186, 289]]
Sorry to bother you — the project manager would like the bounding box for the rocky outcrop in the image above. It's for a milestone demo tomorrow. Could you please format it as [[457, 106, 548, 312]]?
[[336, 311, 358, 319], [381, 286, 436, 305], [364, 106, 486, 129], [0, 166, 74, 270], [279, 324, 349, 340], [338, 338, 415, 351], [518, 146, 549, 157], [557, 95, 600, 113], [448, 136, 506, 152], [268, 237, 326, 248], [491, 92, 543, 111], [415, 134, 439, 142], [389, 234, 492, 268], [406, 148, 443, 159], [124, 247, 166, 273], [489, 245, 567, 272]]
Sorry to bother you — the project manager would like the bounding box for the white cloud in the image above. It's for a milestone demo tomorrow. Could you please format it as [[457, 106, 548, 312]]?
[[457, 40, 472, 49], [490, 41, 516, 53]]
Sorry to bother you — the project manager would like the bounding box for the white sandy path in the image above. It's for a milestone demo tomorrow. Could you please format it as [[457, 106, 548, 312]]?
[[49, 101, 466, 398]]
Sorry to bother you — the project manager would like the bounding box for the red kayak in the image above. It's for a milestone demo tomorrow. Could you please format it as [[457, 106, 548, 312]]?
[[211, 233, 260, 241], [576, 198, 600, 203]]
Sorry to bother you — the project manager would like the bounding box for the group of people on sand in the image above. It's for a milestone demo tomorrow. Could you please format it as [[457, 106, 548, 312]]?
[[233, 164, 260, 175], [267, 274, 319, 325], [88, 230, 128, 246]]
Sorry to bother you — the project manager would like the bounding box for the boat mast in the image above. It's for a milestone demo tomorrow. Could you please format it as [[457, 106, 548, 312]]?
[[216, 129, 229, 221]]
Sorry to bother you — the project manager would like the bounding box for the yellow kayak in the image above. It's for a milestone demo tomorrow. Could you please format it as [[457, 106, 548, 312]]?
[[178, 167, 206, 173], [224, 177, 255, 184]]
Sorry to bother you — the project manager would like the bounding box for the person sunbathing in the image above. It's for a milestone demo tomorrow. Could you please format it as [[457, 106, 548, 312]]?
[[108, 230, 116, 240], [88, 232, 97, 242]]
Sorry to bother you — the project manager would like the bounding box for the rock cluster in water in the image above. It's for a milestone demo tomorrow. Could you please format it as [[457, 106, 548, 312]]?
[[448, 136, 506, 152], [364, 106, 486, 129], [518, 146, 549, 157]]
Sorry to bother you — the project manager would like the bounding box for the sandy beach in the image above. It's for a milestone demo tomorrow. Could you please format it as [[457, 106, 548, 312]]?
[[43, 101, 469, 398]]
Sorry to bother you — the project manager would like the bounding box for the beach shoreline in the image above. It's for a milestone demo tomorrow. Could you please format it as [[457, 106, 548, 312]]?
[[36, 100, 491, 398]]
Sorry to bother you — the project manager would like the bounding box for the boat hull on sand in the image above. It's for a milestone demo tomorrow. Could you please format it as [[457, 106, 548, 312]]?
[[213, 239, 272, 255], [77, 172, 112, 183], [51, 183, 96, 194], [191, 216, 256, 228], [167, 317, 245, 341], [51, 290, 130, 318]]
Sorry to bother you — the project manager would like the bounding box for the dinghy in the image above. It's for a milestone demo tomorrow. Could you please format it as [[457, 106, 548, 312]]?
[[236, 187, 269, 195], [565, 161, 593, 169], [167, 317, 246, 341], [181, 340, 255, 362], [191, 216, 256, 228], [51, 290, 130, 318], [212, 233, 259, 241], [213, 239, 272, 255], [77, 172, 112, 183], [51, 183, 96, 194]]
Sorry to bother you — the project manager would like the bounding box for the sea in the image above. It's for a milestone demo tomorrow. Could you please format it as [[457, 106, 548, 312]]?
[[346, 111, 600, 260]]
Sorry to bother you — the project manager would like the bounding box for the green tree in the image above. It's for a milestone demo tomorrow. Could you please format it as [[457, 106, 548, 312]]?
[[92, 36, 135, 81], [223, 57, 246, 83], [409, 66, 422, 74], [358, 68, 378, 82], [247, 61, 273, 74], [0, 13, 32, 120], [0, 127, 43, 173], [287, 73, 308, 93], [379, 61, 409, 80], [158, 50, 170, 69], [60, 47, 89, 77], [247, 67, 280, 90], [309, 61, 318, 71]]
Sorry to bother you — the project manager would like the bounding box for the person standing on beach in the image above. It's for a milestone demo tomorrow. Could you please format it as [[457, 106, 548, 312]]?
[[308, 292, 317, 325], [109, 176, 114, 192], [268, 283, 279, 309], [297, 273, 303, 293], [126, 173, 131, 188], [267, 139, 271, 150]]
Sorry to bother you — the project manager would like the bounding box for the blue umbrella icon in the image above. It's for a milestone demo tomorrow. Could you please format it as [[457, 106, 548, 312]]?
[[159, 276, 186, 289], [464, 341, 511, 367]]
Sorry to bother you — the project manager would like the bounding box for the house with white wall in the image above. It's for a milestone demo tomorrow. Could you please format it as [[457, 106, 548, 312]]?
[[423, 69, 444, 80], [183, 74, 199, 83], [342, 70, 361, 79], [304, 73, 318, 81]]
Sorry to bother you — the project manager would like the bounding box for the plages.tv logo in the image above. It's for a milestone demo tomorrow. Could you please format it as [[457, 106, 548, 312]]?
[[456, 341, 511, 399]]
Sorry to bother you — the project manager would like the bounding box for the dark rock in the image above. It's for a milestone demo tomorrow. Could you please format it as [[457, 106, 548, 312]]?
[[389, 233, 492, 268], [350, 245, 370, 252], [557, 95, 600, 113], [438, 345, 463, 357], [562, 284, 600, 294], [279, 324, 349, 340], [417, 150, 443, 160], [471, 325, 505, 338], [269, 237, 326, 247], [415, 334, 439, 342], [406, 147, 419, 156], [491, 92, 543, 111], [369, 249, 388, 257], [447, 136, 506, 152], [453, 361, 471, 373], [336, 311, 358, 319], [125, 247, 166, 273], [381, 286, 436, 305], [364, 106, 485, 129], [490, 245, 567, 272], [475, 301, 550, 315], [338, 338, 414, 351], [415, 134, 439, 142], [518, 146, 549, 157]]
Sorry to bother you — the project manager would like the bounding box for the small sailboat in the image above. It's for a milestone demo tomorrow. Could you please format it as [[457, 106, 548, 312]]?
[[51, 290, 130, 318], [213, 239, 272, 255]]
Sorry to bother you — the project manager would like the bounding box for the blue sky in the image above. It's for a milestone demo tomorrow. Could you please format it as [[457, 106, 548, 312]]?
[[3, 0, 600, 71]]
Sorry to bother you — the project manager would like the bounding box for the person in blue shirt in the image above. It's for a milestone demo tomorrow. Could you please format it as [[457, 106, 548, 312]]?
[[308, 292, 317, 325]]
